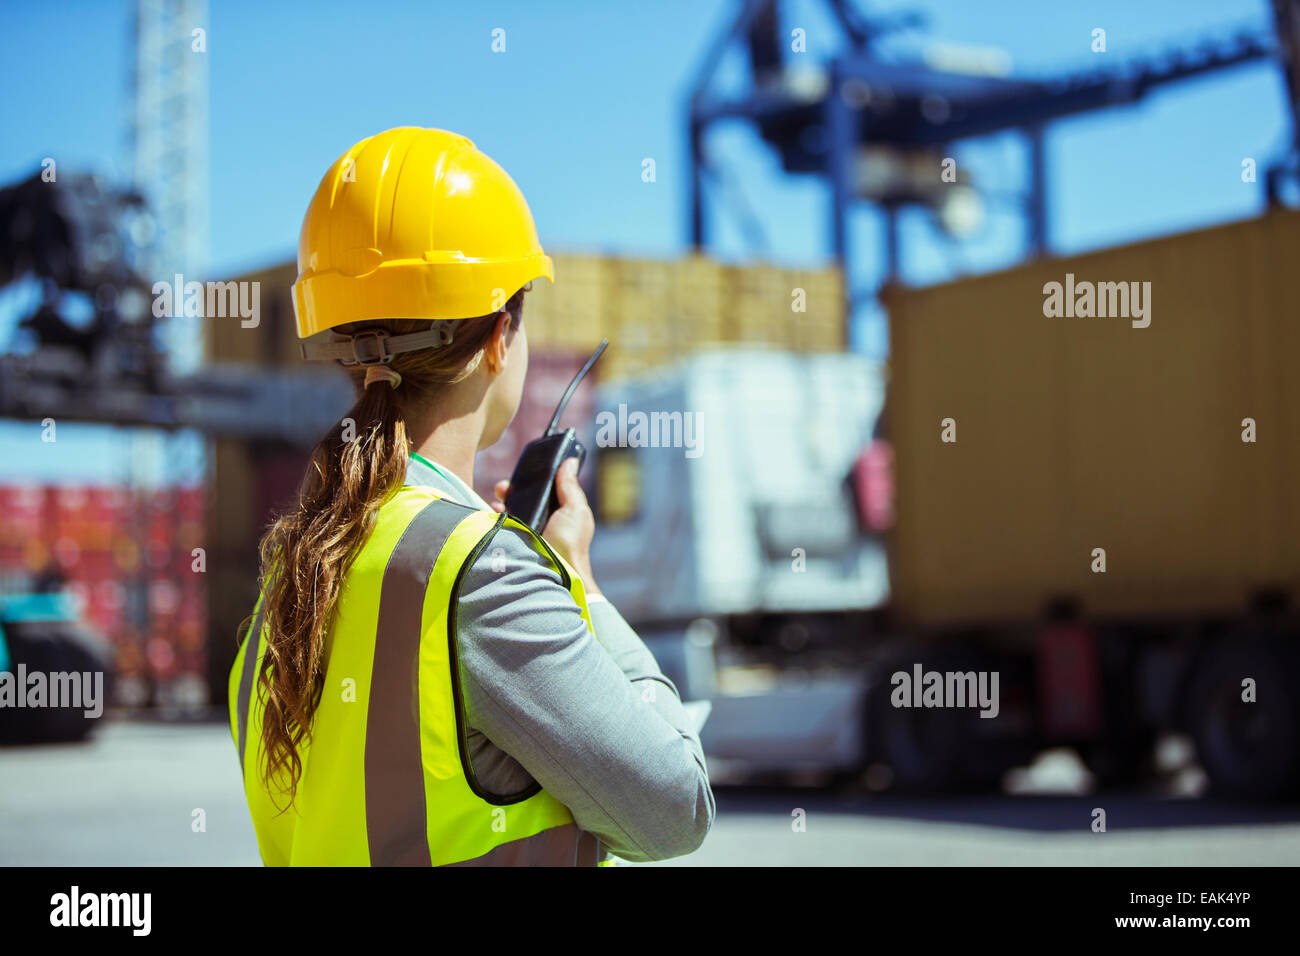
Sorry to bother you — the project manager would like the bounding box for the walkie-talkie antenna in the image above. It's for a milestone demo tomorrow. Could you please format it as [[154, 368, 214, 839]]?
[[545, 339, 608, 436]]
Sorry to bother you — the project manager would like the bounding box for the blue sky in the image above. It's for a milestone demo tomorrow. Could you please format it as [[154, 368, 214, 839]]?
[[0, 0, 1291, 482]]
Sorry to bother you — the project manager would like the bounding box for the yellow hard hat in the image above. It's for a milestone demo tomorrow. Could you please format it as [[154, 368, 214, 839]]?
[[292, 127, 553, 351]]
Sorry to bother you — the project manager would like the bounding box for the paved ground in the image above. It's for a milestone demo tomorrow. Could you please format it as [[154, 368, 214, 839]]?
[[2, 721, 1298, 866]]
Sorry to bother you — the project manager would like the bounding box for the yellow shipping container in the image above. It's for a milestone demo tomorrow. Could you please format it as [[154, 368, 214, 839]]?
[[607, 258, 679, 357], [602, 256, 727, 379], [789, 266, 846, 350], [671, 255, 728, 346], [885, 209, 1300, 628], [723, 264, 790, 346], [203, 262, 302, 366], [524, 253, 606, 350]]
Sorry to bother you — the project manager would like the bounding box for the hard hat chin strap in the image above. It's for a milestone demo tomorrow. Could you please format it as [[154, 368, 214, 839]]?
[[299, 320, 458, 365]]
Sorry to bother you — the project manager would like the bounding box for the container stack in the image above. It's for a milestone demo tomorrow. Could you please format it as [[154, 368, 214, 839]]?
[[522, 253, 843, 378], [0, 482, 207, 709], [522, 253, 608, 352]]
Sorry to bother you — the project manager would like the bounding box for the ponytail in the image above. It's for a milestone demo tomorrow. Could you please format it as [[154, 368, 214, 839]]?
[[251, 287, 527, 807]]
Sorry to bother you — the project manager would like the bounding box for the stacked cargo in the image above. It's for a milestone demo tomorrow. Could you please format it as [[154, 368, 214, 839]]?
[[719, 263, 847, 352], [603, 258, 677, 380], [597, 256, 729, 380], [522, 253, 608, 352], [220, 253, 846, 380], [73, 487, 132, 643], [673, 256, 731, 348], [50, 488, 134, 675], [0, 484, 47, 573], [0, 482, 207, 709], [145, 486, 207, 709], [723, 264, 792, 347], [788, 266, 846, 351]]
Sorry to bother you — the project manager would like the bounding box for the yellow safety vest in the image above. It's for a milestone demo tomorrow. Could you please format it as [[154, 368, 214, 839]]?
[[227, 485, 614, 866]]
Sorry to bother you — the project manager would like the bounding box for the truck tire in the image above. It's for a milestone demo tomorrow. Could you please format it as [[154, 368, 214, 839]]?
[[869, 648, 1012, 793], [1080, 631, 1157, 788], [1080, 734, 1157, 789], [1187, 638, 1300, 800]]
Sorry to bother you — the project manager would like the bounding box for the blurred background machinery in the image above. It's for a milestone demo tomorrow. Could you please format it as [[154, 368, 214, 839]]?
[[0, 0, 351, 726], [0, 590, 113, 744], [589, 210, 1300, 800], [689, 0, 1299, 325], [2, 0, 1299, 800]]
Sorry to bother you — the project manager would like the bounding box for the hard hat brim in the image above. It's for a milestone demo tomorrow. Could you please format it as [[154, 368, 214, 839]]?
[[293, 254, 553, 338]]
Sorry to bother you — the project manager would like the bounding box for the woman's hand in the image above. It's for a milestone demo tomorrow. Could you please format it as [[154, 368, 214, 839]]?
[[493, 459, 600, 595]]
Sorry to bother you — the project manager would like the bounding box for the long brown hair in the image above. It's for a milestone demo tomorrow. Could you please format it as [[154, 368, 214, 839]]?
[[250, 287, 527, 807]]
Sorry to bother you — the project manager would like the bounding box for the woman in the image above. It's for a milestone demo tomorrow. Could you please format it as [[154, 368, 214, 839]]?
[[227, 127, 714, 866]]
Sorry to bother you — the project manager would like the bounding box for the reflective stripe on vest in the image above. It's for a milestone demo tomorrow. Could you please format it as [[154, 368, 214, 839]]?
[[228, 486, 613, 866]]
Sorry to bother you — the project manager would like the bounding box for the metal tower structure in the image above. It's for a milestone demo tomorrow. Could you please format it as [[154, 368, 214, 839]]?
[[132, 0, 209, 372]]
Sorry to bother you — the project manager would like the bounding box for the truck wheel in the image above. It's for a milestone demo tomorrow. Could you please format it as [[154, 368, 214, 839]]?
[[869, 649, 1010, 793], [1080, 734, 1156, 789], [1187, 638, 1300, 799], [874, 696, 970, 791]]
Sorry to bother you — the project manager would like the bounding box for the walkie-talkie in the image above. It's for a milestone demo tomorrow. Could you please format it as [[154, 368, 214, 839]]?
[[504, 339, 608, 533]]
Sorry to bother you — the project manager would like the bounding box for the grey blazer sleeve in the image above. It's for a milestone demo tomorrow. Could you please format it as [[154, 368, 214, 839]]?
[[451, 521, 715, 863]]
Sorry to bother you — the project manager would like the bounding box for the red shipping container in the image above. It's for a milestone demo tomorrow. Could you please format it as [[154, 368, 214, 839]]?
[[175, 519, 203, 553], [86, 603, 124, 633], [472, 351, 599, 505], [177, 486, 205, 522], [148, 577, 181, 617], [88, 485, 130, 520], [174, 545, 205, 577], [0, 484, 47, 542], [147, 545, 174, 571], [177, 619, 204, 652], [90, 578, 127, 611], [55, 485, 90, 518], [74, 550, 120, 581], [176, 576, 204, 614], [115, 641, 144, 679], [146, 631, 179, 680]]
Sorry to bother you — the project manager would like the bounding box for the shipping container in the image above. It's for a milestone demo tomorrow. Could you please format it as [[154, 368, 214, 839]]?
[[0, 479, 209, 710], [723, 264, 792, 346], [860, 209, 1300, 797], [788, 267, 846, 351], [523, 253, 607, 350], [884, 208, 1300, 628], [204, 262, 300, 366]]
